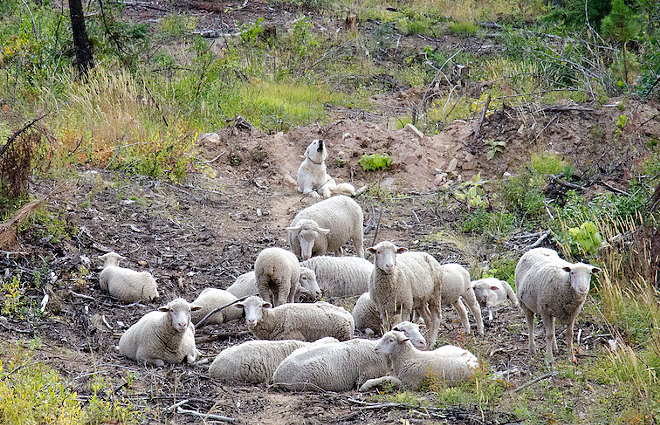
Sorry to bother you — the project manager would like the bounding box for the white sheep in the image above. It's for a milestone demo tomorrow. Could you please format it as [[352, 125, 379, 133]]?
[[234, 295, 354, 342], [358, 330, 478, 391], [227, 268, 321, 302], [190, 288, 243, 326], [471, 277, 519, 321], [297, 139, 356, 198], [209, 339, 310, 384], [515, 247, 601, 361], [255, 247, 302, 307], [352, 292, 381, 335], [118, 298, 201, 366], [287, 195, 364, 261], [272, 338, 390, 392], [98, 252, 158, 303], [440, 264, 484, 335], [301, 255, 373, 297], [367, 241, 443, 348]]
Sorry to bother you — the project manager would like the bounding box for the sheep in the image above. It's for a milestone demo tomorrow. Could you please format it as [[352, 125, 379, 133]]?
[[440, 264, 484, 335], [367, 241, 443, 348], [118, 298, 201, 367], [352, 292, 381, 335], [301, 255, 373, 297], [226, 268, 321, 302], [233, 295, 354, 342], [287, 195, 364, 261], [98, 252, 158, 303], [297, 139, 356, 198], [272, 338, 390, 392], [254, 247, 303, 307], [209, 339, 310, 384], [515, 247, 601, 361], [190, 288, 243, 326], [358, 330, 478, 392], [471, 277, 519, 321]]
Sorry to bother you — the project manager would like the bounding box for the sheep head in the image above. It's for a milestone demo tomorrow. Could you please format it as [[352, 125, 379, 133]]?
[[159, 298, 201, 333], [98, 252, 127, 267], [562, 263, 601, 299], [287, 219, 330, 261], [367, 241, 408, 274], [234, 296, 272, 327], [393, 321, 426, 350], [374, 330, 410, 355], [299, 267, 321, 300]]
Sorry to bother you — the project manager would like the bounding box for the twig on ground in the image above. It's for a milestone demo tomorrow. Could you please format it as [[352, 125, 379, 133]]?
[[513, 371, 557, 392], [176, 406, 235, 423]]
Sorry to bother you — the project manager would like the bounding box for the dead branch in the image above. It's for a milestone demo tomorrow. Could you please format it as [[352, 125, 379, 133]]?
[[196, 330, 252, 344], [195, 294, 255, 329], [598, 181, 629, 196], [0, 318, 34, 334], [513, 371, 557, 392], [524, 229, 551, 250], [176, 406, 234, 423], [473, 93, 491, 142], [549, 174, 586, 191], [0, 114, 48, 158]]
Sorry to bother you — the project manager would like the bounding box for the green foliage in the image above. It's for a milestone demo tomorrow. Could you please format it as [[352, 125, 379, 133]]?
[[601, 0, 641, 45], [531, 151, 573, 178], [485, 139, 506, 160], [1, 275, 25, 317], [455, 173, 488, 209], [501, 168, 546, 223], [566, 221, 603, 255], [448, 21, 479, 37], [358, 153, 392, 171]]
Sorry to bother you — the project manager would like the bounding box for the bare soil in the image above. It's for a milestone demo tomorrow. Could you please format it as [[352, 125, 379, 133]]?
[[2, 0, 660, 423]]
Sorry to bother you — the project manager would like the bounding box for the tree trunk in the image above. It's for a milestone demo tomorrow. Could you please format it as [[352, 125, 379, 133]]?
[[69, 0, 94, 79]]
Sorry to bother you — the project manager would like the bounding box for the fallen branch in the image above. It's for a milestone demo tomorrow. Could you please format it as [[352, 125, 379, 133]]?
[[598, 181, 629, 196], [524, 229, 551, 250], [176, 406, 234, 423], [549, 174, 586, 191], [196, 330, 251, 344], [513, 371, 557, 393], [0, 318, 34, 334], [473, 93, 491, 142], [195, 294, 255, 329]]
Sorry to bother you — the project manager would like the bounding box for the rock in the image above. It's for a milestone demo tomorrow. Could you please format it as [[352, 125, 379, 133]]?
[[404, 123, 424, 139], [446, 158, 458, 173], [198, 133, 220, 144], [283, 174, 297, 187]]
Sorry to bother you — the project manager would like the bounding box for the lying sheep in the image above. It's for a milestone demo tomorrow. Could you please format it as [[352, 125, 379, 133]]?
[[297, 139, 356, 198], [255, 247, 303, 307], [272, 338, 390, 392], [367, 241, 443, 348], [190, 288, 243, 326], [358, 330, 478, 391], [209, 340, 310, 384], [441, 264, 484, 335], [118, 298, 201, 366], [98, 252, 158, 303], [471, 278, 519, 321], [287, 195, 364, 261], [234, 295, 354, 342], [226, 268, 321, 302], [301, 256, 373, 297], [515, 248, 601, 361]]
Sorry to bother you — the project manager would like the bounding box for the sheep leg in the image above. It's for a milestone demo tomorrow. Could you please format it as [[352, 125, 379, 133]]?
[[419, 302, 439, 349], [521, 304, 536, 354], [541, 312, 556, 362], [462, 290, 485, 335], [353, 230, 364, 258], [358, 376, 403, 392], [452, 298, 471, 334], [487, 308, 494, 321], [566, 316, 577, 362]]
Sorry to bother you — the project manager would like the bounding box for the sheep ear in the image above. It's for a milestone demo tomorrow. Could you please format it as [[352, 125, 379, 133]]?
[[491, 286, 500, 291], [262, 302, 273, 309], [158, 306, 170, 312], [318, 227, 330, 234], [366, 247, 377, 254], [396, 247, 408, 254], [286, 226, 302, 231], [419, 323, 426, 330], [190, 305, 202, 311], [591, 267, 602, 274], [234, 303, 245, 310], [562, 266, 572, 273]]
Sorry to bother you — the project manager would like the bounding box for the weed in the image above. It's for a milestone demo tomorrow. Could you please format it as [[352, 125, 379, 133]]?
[[1, 274, 25, 317], [500, 168, 546, 223], [454, 173, 488, 209], [358, 153, 392, 171], [448, 21, 479, 37], [484, 139, 506, 160]]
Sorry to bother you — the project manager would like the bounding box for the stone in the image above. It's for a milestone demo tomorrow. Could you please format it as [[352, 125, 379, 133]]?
[[446, 158, 458, 173], [404, 123, 424, 139]]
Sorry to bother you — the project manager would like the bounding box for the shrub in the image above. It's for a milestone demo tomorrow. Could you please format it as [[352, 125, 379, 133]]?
[[358, 153, 392, 171]]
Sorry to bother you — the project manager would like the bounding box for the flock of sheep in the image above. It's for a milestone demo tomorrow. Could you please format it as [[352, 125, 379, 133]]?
[[99, 140, 602, 392]]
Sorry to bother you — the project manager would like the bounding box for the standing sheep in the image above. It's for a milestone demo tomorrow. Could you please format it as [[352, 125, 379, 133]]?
[[118, 298, 201, 366], [367, 241, 443, 348], [272, 338, 390, 392], [471, 278, 519, 321], [209, 339, 311, 384], [190, 288, 243, 326], [440, 264, 484, 335], [359, 330, 478, 392], [226, 268, 321, 302], [98, 252, 159, 303], [515, 248, 601, 361], [287, 195, 364, 261], [234, 295, 354, 342], [301, 256, 373, 297], [255, 247, 302, 307]]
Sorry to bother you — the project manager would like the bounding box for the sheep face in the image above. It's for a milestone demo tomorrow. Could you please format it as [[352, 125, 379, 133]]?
[[562, 264, 601, 299], [158, 298, 201, 333], [393, 321, 426, 350], [374, 330, 409, 355], [99, 252, 126, 267], [287, 220, 330, 261], [304, 139, 328, 164], [473, 283, 500, 308], [367, 242, 408, 274], [235, 296, 272, 327], [299, 267, 321, 300]]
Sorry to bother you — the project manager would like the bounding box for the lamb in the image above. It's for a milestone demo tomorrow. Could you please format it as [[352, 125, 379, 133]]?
[[98, 252, 158, 303], [118, 298, 201, 366], [297, 139, 356, 198], [254, 247, 303, 307], [352, 293, 427, 349], [272, 338, 390, 392], [471, 277, 519, 321], [190, 288, 243, 326], [209, 339, 310, 384], [226, 268, 321, 302], [367, 241, 443, 348], [301, 255, 373, 297], [287, 195, 364, 261], [440, 264, 484, 335], [234, 295, 355, 342], [358, 330, 478, 391], [515, 247, 601, 361]]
